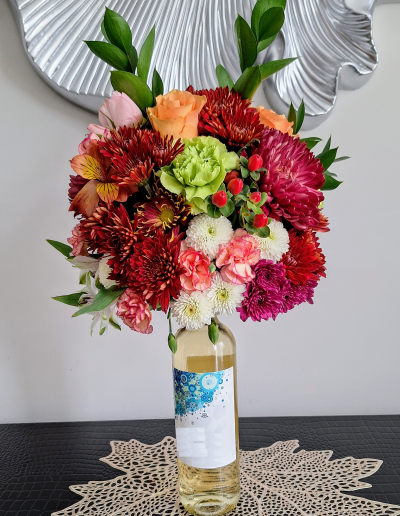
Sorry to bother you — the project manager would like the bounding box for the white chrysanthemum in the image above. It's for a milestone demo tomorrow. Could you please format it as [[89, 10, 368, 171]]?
[[96, 256, 118, 289], [185, 214, 233, 260], [207, 273, 246, 316], [254, 219, 289, 262], [171, 291, 213, 330]]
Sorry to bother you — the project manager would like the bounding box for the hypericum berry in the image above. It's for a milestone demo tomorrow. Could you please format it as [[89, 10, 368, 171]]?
[[212, 190, 227, 208], [227, 178, 243, 196], [248, 154, 263, 172], [249, 191, 262, 204], [253, 213, 269, 228], [224, 170, 240, 184]]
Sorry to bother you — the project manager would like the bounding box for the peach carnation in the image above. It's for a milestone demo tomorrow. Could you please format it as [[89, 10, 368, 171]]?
[[117, 290, 153, 334], [256, 106, 294, 136], [147, 89, 207, 139], [216, 229, 261, 285], [179, 247, 212, 292]]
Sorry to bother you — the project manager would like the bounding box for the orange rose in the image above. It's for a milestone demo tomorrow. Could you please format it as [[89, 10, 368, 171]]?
[[257, 106, 294, 136], [147, 90, 207, 139]]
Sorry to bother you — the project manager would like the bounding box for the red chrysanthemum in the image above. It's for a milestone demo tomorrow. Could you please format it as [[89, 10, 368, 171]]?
[[99, 127, 184, 188], [81, 204, 141, 285], [187, 86, 264, 148], [257, 128, 325, 231], [127, 227, 184, 313], [136, 185, 192, 236], [280, 229, 326, 286], [315, 211, 330, 233]]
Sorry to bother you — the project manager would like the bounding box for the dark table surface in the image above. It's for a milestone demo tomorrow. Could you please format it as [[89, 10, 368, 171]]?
[[0, 416, 399, 516]]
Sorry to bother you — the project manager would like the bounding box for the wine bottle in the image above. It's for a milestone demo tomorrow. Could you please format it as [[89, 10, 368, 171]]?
[[172, 317, 240, 516]]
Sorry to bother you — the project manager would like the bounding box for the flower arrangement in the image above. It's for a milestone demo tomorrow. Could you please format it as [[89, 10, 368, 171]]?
[[48, 2, 346, 350]]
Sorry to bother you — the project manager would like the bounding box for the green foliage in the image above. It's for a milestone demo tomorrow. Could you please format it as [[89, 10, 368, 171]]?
[[208, 320, 219, 345], [168, 333, 178, 354], [103, 7, 132, 54], [216, 64, 234, 90], [152, 68, 164, 97], [251, 0, 286, 39], [235, 15, 258, 72], [52, 293, 82, 307], [259, 58, 297, 81], [137, 25, 155, 82], [84, 41, 130, 71], [101, 20, 111, 44], [234, 66, 262, 99], [46, 239, 72, 258], [300, 137, 322, 150], [219, 199, 235, 217], [321, 173, 342, 191], [287, 100, 305, 134], [258, 7, 284, 42], [129, 45, 138, 73], [72, 286, 126, 317], [110, 71, 154, 114]]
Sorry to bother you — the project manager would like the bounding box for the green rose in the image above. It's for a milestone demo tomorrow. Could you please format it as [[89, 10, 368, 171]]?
[[159, 136, 239, 213]]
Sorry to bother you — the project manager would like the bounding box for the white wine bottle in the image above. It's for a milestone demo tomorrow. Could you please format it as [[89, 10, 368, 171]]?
[[172, 317, 240, 516]]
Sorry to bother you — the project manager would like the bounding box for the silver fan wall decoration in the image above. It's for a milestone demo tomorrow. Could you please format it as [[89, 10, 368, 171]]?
[[8, 0, 400, 129]]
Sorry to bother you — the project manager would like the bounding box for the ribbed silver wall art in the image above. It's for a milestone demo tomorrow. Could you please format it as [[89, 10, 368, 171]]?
[[8, 0, 400, 128]]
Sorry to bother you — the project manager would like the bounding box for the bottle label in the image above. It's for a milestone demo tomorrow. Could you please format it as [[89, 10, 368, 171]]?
[[173, 366, 236, 469]]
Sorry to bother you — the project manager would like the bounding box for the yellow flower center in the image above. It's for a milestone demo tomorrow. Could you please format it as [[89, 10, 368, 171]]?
[[159, 207, 175, 223]]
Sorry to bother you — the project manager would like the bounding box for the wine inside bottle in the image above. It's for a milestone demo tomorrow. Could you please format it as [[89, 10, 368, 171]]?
[[172, 318, 240, 516]]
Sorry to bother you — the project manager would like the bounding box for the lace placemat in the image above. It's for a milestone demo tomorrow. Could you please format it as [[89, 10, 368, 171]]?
[[52, 437, 400, 515]]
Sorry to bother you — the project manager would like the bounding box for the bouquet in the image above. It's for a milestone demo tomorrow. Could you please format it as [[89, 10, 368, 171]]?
[[48, 2, 345, 350]]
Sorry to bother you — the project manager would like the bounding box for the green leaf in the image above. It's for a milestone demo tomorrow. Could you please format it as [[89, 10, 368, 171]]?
[[259, 7, 284, 42], [220, 199, 235, 217], [234, 66, 262, 99], [260, 57, 297, 81], [110, 71, 154, 114], [245, 222, 256, 234], [257, 225, 271, 238], [257, 34, 279, 53], [101, 20, 111, 44], [241, 166, 250, 178], [84, 41, 130, 71], [235, 15, 258, 72], [259, 192, 268, 206], [321, 173, 342, 191], [104, 7, 132, 55], [137, 25, 155, 83], [323, 136, 332, 153], [250, 171, 260, 181], [152, 68, 164, 97], [300, 137, 322, 150], [72, 287, 126, 317], [129, 45, 138, 73], [216, 64, 234, 90], [240, 156, 249, 167], [109, 319, 121, 331], [168, 333, 178, 354], [251, 0, 286, 39], [208, 321, 219, 345], [207, 204, 221, 218], [209, 263, 217, 273], [334, 156, 351, 162], [294, 99, 305, 133], [52, 293, 82, 307], [317, 147, 338, 171], [288, 102, 296, 126], [46, 239, 72, 258], [247, 201, 263, 214]]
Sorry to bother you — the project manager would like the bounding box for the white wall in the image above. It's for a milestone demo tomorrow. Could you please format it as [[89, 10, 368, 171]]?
[[0, 1, 399, 424]]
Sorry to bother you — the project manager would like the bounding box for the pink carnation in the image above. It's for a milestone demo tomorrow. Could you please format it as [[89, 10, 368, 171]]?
[[117, 290, 153, 334], [78, 132, 99, 155], [67, 223, 88, 256], [216, 229, 260, 285], [179, 247, 212, 292]]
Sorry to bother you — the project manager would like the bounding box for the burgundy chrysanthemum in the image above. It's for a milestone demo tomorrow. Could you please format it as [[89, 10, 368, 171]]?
[[80, 204, 141, 285], [99, 127, 184, 188], [136, 185, 192, 236], [187, 86, 264, 148], [280, 229, 326, 286], [127, 227, 185, 313], [257, 128, 325, 230], [238, 260, 289, 322]]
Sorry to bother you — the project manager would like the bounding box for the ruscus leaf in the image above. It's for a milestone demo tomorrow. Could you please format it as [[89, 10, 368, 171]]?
[[234, 66, 262, 99], [258, 7, 285, 42], [152, 68, 164, 97], [216, 64, 234, 90], [260, 57, 297, 81], [129, 45, 138, 73], [300, 137, 322, 150], [104, 7, 132, 55], [235, 15, 258, 72], [251, 0, 286, 39], [85, 41, 130, 71], [288, 102, 296, 126], [52, 293, 82, 307], [321, 173, 343, 191], [294, 99, 305, 133], [137, 25, 155, 83], [110, 71, 154, 114], [101, 20, 111, 44], [46, 239, 72, 258], [317, 147, 338, 171], [72, 287, 126, 317]]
